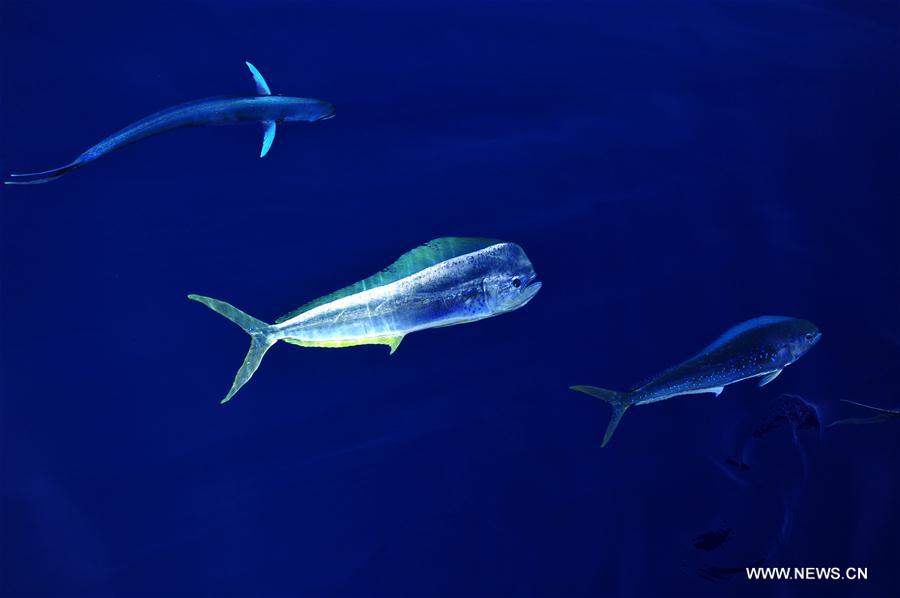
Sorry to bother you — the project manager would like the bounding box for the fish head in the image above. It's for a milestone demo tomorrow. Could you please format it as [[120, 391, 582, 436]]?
[[316, 102, 337, 121], [282, 99, 335, 122], [774, 318, 822, 364], [482, 243, 542, 314]]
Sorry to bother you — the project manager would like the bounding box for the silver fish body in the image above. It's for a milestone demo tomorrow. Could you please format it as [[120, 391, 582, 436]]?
[[572, 316, 822, 446], [273, 243, 539, 344], [190, 238, 541, 402]]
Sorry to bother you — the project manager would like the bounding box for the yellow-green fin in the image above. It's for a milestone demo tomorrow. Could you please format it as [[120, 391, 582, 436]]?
[[283, 335, 404, 354], [275, 237, 501, 324]]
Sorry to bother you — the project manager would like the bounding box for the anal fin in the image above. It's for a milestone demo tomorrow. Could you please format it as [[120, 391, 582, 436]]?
[[284, 335, 405, 354], [677, 387, 725, 398]]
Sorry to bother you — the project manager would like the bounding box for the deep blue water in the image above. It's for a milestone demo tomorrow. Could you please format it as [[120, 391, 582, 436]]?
[[1, 1, 898, 596]]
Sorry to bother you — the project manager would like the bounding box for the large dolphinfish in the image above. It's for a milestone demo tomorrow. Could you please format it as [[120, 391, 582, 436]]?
[[571, 316, 822, 447], [5, 62, 334, 184], [190, 237, 541, 403]]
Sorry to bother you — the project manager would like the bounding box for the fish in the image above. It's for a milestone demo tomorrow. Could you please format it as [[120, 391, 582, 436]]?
[[5, 62, 334, 184], [829, 399, 900, 427], [189, 237, 541, 403], [752, 393, 820, 438], [692, 525, 734, 552], [571, 316, 822, 447]]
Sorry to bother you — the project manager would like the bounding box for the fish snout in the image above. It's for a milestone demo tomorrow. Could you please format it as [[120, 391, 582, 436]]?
[[319, 104, 336, 121], [519, 279, 542, 305]]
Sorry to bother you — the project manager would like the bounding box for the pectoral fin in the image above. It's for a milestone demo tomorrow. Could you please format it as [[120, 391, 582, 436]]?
[[758, 369, 782, 387], [245, 61, 271, 95], [260, 121, 276, 157]]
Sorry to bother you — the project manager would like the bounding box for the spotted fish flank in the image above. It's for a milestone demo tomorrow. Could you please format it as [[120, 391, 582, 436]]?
[[190, 237, 541, 403], [571, 317, 822, 447]]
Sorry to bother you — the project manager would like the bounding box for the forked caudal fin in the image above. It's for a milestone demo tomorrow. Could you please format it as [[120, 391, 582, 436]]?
[[188, 294, 276, 403], [570, 385, 633, 447]]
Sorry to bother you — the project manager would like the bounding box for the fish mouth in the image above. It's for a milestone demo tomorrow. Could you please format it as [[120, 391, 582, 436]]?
[[518, 278, 542, 305]]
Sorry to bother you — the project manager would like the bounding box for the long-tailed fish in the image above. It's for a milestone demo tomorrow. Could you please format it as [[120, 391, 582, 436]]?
[[571, 316, 822, 447], [190, 237, 541, 403], [829, 399, 900, 427], [5, 62, 334, 184]]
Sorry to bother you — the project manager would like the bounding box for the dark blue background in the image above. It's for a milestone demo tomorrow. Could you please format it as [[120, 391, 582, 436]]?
[[1, 1, 898, 596]]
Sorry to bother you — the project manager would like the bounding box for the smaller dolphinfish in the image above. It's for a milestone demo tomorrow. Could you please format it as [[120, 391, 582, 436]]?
[[190, 237, 541, 403], [571, 316, 822, 447]]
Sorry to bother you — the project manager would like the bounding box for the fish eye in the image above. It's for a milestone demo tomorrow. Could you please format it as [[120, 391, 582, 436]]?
[[805, 332, 814, 341], [512, 277, 521, 288]]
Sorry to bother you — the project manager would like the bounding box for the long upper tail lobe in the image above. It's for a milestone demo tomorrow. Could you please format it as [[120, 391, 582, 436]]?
[[5, 161, 81, 185], [570, 385, 633, 447], [188, 294, 276, 403]]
